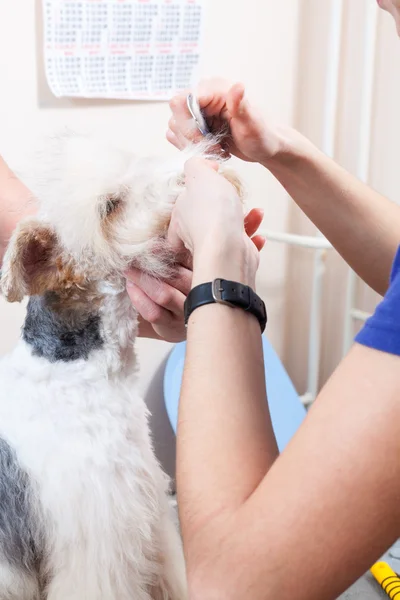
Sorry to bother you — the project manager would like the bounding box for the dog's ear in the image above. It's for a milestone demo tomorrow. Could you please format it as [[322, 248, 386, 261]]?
[[1, 218, 60, 302]]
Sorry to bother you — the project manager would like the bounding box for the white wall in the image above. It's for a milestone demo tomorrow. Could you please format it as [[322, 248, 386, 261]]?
[[0, 0, 301, 475], [284, 0, 400, 392]]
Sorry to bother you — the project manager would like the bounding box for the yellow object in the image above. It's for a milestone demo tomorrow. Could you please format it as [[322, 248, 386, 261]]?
[[370, 561, 400, 598]]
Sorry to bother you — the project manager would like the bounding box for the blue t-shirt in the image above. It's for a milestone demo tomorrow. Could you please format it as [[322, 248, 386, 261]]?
[[356, 246, 400, 355]]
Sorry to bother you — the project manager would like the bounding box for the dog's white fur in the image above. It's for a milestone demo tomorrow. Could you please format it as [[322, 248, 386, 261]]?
[[0, 134, 241, 599]]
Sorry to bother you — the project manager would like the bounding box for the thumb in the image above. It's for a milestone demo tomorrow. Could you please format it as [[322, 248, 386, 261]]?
[[226, 83, 252, 121], [184, 157, 219, 178]]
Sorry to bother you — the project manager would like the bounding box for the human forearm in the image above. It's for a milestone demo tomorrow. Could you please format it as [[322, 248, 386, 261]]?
[[177, 243, 278, 571], [265, 133, 400, 295], [186, 344, 400, 600]]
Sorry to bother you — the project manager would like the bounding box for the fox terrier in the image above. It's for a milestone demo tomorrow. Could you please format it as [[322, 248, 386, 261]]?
[[0, 134, 241, 600]]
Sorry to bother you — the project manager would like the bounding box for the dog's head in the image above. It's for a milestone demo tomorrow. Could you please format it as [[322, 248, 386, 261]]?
[[1, 134, 244, 306]]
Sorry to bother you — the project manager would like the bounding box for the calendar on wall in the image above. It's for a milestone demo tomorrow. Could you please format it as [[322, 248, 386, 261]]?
[[42, 0, 205, 100]]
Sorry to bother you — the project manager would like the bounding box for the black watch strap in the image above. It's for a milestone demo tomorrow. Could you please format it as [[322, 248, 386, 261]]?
[[184, 279, 267, 333]]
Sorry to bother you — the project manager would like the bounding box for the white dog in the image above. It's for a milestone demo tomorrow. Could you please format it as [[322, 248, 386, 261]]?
[[0, 134, 241, 600]]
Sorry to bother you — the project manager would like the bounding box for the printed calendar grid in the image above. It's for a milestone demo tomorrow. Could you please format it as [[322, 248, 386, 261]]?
[[43, 0, 204, 100]]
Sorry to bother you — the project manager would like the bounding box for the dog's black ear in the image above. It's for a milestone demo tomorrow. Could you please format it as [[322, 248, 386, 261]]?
[[1, 218, 59, 302]]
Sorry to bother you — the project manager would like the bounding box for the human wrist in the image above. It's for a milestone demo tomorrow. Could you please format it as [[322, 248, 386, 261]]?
[[192, 237, 258, 289], [260, 126, 316, 172]]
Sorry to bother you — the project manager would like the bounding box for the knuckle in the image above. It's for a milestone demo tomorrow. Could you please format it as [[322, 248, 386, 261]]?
[[169, 96, 181, 112], [156, 287, 173, 307], [166, 130, 179, 148], [146, 305, 163, 324], [126, 285, 138, 303], [125, 272, 140, 286]]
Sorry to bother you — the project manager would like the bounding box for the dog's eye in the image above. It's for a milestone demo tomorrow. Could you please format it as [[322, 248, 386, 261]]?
[[104, 195, 121, 217]]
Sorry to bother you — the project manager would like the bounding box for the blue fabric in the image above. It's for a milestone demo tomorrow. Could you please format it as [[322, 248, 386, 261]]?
[[163, 336, 306, 452], [355, 246, 400, 355]]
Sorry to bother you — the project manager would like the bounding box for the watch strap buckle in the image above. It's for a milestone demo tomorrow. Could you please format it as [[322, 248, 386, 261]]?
[[212, 278, 235, 307]]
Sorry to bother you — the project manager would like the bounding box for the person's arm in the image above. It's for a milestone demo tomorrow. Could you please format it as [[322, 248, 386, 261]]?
[[172, 160, 400, 600], [264, 136, 400, 296], [178, 245, 278, 543], [168, 80, 400, 296], [179, 324, 400, 600]]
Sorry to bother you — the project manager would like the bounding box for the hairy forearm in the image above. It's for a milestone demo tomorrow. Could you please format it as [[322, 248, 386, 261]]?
[[265, 134, 400, 295], [0, 156, 34, 262]]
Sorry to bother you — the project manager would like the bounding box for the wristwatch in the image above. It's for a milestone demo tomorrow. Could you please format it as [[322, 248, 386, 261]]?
[[184, 278, 267, 333]]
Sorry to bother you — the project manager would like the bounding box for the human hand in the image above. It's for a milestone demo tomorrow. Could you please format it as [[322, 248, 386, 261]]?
[[167, 78, 292, 164], [168, 157, 264, 289], [126, 263, 192, 343], [127, 206, 264, 342]]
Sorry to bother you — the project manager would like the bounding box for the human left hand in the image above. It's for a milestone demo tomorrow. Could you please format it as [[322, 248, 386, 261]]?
[[126, 207, 264, 342], [126, 262, 192, 343]]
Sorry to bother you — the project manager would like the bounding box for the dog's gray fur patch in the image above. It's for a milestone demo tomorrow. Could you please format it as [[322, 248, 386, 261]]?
[[23, 294, 103, 362], [0, 438, 43, 574]]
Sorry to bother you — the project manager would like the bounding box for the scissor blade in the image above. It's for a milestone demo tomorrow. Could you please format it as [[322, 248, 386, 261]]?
[[186, 93, 210, 136]]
